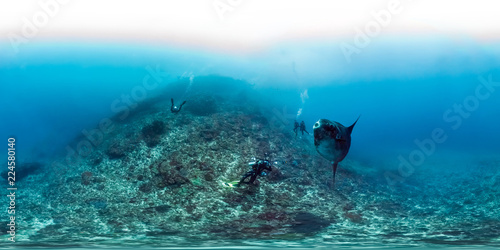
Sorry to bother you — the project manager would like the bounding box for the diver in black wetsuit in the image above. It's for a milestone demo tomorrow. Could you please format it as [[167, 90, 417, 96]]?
[[239, 159, 273, 185], [300, 121, 309, 135], [171, 98, 186, 113], [293, 121, 300, 137]]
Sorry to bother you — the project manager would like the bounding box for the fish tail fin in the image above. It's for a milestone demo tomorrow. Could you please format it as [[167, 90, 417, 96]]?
[[347, 115, 360, 135], [332, 162, 338, 184]]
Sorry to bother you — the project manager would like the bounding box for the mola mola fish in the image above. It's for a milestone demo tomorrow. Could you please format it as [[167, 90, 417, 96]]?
[[313, 117, 359, 183]]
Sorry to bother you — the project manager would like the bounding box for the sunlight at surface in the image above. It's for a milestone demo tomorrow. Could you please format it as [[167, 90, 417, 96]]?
[[1, 0, 500, 52]]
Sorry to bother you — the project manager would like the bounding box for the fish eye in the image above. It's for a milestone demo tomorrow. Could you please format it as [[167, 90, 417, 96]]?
[[314, 122, 319, 128]]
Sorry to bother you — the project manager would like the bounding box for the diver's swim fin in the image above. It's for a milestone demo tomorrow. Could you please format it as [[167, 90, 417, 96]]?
[[221, 180, 240, 188]]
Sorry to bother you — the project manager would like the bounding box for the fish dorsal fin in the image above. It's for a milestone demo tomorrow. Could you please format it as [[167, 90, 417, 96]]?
[[346, 115, 360, 135]]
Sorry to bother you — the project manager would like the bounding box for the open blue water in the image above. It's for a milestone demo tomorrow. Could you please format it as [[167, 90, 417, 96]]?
[[2, 39, 500, 161], [1, 38, 500, 248]]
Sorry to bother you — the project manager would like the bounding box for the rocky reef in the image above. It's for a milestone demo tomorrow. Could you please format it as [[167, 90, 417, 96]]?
[[2, 76, 499, 248]]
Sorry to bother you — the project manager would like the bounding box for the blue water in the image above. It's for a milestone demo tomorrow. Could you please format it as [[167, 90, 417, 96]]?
[[2, 39, 500, 162], [1, 37, 500, 248]]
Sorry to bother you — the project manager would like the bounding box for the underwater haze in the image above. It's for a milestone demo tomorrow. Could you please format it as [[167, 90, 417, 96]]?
[[2, 39, 500, 163], [1, 5, 500, 248]]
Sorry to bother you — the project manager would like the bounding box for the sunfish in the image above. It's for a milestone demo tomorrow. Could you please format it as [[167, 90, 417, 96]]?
[[313, 117, 359, 183]]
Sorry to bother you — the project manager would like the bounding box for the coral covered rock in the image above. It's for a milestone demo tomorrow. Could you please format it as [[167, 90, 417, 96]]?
[[106, 139, 133, 159], [142, 120, 166, 147], [11, 76, 500, 247], [81, 171, 93, 185]]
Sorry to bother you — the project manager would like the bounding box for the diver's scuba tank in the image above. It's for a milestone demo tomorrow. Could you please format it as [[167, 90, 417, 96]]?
[[248, 157, 257, 167]]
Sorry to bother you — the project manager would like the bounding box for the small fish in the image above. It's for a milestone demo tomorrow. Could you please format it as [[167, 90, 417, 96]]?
[[313, 117, 359, 183]]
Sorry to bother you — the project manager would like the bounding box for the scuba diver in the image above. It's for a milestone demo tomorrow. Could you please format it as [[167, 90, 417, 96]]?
[[238, 158, 274, 185], [171, 98, 186, 113], [222, 156, 276, 188], [293, 121, 300, 137], [300, 121, 309, 135]]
